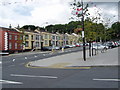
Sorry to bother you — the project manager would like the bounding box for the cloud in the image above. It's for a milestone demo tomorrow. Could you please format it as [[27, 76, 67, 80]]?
[[30, 3, 71, 26], [0, 0, 118, 28]]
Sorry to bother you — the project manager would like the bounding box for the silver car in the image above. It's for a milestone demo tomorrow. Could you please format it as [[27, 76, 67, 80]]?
[[93, 44, 106, 50]]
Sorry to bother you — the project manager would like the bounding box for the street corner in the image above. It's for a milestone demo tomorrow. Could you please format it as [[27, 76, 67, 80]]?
[[25, 62, 91, 70], [25, 62, 49, 69], [25, 62, 71, 69]]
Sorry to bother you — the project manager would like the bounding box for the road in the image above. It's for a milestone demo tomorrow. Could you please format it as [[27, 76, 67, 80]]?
[[0, 47, 119, 88]]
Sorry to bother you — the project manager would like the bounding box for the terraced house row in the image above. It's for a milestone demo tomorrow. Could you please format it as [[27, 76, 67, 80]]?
[[0, 26, 80, 53]]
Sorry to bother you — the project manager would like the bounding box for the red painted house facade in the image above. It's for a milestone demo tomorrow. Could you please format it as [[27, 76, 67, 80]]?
[[0, 27, 23, 53]]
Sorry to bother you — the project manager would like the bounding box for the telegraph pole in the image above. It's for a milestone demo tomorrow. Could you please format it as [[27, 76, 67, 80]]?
[[70, 0, 89, 61], [81, 0, 86, 61]]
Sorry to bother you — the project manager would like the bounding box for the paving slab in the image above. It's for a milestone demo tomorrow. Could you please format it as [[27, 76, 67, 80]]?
[[29, 47, 119, 68]]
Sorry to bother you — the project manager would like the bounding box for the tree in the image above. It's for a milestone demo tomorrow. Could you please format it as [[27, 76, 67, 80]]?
[[21, 25, 38, 31], [111, 22, 120, 40]]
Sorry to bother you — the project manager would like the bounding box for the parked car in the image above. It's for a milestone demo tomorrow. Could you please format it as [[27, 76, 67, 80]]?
[[102, 43, 109, 49], [107, 42, 116, 48], [72, 44, 76, 47], [64, 45, 73, 48], [79, 43, 83, 47], [92, 44, 106, 50], [42, 46, 52, 51], [64, 45, 70, 48], [116, 41, 120, 46], [76, 43, 80, 47], [53, 46, 60, 50], [85, 43, 89, 46], [114, 41, 119, 47]]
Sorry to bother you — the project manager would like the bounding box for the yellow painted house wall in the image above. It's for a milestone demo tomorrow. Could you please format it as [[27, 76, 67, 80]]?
[[57, 34, 63, 47], [42, 32, 51, 47], [23, 32, 34, 50]]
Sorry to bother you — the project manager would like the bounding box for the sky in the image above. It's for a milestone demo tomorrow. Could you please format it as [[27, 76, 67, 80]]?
[[0, 0, 119, 28]]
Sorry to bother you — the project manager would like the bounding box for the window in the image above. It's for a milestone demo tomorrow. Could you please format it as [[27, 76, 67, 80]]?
[[58, 36, 60, 40], [36, 42, 39, 47], [52, 36, 55, 40], [45, 40, 48, 45], [64, 36, 66, 39], [31, 35, 34, 40], [66, 41, 68, 45], [52, 41, 55, 45], [15, 35, 17, 40], [9, 42, 12, 49], [9, 35, 12, 40], [25, 41, 29, 47], [66, 37, 69, 40], [20, 44, 23, 49], [36, 35, 39, 40], [25, 35, 29, 40], [41, 35, 43, 40], [45, 34, 48, 39], [20, 36, 23, 40], [56, 36, 58, 40], [15, 43, 17, 49], [49, 35, 51, 39]]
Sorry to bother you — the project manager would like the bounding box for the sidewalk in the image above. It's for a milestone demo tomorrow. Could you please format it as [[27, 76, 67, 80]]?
[[29, 47, 119, 68]]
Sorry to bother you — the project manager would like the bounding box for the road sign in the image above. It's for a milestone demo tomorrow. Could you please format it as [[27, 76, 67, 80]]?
[[82, 31, 84, 38]]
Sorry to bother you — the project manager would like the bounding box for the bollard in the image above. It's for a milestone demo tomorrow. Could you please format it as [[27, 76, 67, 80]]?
[[62, 47, 64, 52], [92, 48, 93, 56], [95, 49, 96, 55], [52, 48, 54, 52]]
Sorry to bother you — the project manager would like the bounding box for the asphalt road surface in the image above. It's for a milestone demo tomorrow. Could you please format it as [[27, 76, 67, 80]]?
[[0, 47, 119, 88]]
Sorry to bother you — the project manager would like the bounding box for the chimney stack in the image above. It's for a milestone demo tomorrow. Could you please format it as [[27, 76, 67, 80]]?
[[9, 24, 12, 29]]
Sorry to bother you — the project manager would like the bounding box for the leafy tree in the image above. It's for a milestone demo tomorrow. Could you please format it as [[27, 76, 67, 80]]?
[[21, 25, 38, 31], [111, 22, 120, 40]]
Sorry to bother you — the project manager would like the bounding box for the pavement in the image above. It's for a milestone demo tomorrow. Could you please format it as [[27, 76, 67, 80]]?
[[28, 47, 119, 69]]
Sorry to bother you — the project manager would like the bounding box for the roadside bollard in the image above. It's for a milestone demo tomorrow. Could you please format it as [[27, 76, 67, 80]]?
[[62, 47, 64, 52], [92, 48, 93, 56], [95, 49, 96, 55], [52, 48, 54, 52]]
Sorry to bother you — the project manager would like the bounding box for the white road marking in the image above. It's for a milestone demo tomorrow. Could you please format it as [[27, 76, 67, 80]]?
[[34, 55, 37, 57], [13, 59, 15, 62], [25, 57, 27, 59], [43, 54, 46, 56], [11, 74, 58, 79], [0, 80, 23, 84], [93, 78, 120, 82], [0, 61, 2, 64]]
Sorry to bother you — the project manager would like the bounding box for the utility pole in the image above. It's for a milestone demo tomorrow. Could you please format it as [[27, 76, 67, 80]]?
[[81, 0, 86, 61], [70, 0, 89, 61]]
